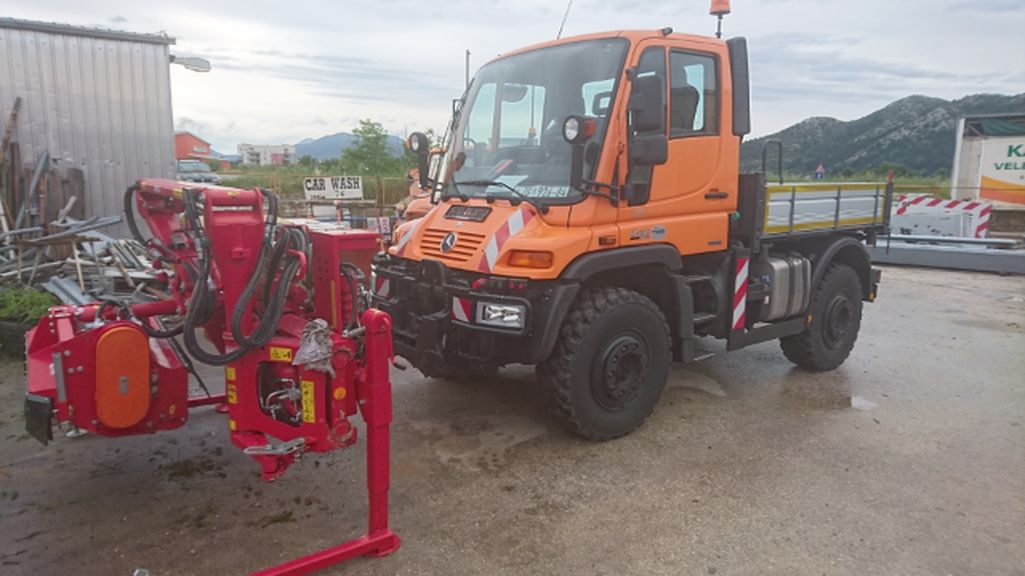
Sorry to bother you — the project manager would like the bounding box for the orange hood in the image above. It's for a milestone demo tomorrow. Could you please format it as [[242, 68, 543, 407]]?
[[389, 199, 591, 280]]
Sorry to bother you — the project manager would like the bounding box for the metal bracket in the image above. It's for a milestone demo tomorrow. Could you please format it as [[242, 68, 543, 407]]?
[[242, 437, 305, 457]]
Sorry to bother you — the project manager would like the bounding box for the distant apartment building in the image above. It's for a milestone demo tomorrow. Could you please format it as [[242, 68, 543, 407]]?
[[238, 143, 295, 166]]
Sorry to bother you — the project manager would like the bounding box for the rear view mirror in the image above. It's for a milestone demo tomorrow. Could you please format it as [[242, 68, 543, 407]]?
[[630, 133, 668, 167], [501, 84, 529, 102], [629, 74, 665, 133], [407, 132, 431, 190], [628, 74, 668, 167]]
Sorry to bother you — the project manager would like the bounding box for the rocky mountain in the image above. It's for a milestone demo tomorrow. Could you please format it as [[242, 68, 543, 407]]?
[[740, 93, 1025, 177], [295, 132, 404, 161]]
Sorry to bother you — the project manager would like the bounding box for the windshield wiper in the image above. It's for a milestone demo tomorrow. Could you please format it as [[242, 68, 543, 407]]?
[[454, 179, 549, 214]]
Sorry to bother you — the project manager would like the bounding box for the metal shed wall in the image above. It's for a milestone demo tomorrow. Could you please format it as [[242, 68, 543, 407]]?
[[0, 19, 176, 237]]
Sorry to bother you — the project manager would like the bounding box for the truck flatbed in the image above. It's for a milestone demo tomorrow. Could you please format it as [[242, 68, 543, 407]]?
[[763, 181, 891, 238]]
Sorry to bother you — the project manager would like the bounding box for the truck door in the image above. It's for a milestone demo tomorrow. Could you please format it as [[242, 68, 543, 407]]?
[[620, 42, 733, 256]]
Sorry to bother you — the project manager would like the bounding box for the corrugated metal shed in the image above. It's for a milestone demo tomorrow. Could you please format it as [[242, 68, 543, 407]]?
[[0, 18, 177, 237]]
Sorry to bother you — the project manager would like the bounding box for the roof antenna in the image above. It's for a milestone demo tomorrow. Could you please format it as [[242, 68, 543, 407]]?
[[710, 0, 731, 39], [557, 0, 574, 39]]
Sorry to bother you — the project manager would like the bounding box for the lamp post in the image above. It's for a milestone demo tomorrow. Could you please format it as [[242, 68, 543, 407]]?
[[169, 54, 211, 73]]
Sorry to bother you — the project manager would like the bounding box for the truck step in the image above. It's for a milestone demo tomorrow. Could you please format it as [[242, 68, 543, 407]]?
[[681, 274, 713, 285], [693, 312, 717, 325], [692, 349, 716, 363]]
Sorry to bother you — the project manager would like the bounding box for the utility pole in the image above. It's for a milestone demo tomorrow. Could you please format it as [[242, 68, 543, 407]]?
[[465, 49, 471, 89]]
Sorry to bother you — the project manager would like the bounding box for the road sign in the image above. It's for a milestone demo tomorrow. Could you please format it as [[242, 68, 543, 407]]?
[[303, 176, 363, 200]]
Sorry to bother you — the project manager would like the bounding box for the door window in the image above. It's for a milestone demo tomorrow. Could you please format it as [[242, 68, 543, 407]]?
[[669, 51, 718, 137]]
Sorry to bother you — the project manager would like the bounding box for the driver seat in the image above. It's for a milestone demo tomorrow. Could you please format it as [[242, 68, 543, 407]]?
[[670, 68, 699, 134]]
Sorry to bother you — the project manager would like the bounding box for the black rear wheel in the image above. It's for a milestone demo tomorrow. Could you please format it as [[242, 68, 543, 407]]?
[[780, 263, 863, 371], [539, 287, 670, 440]]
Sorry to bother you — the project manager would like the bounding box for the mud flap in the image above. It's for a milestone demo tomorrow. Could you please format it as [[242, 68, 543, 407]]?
[[24, 394, 53, 445]]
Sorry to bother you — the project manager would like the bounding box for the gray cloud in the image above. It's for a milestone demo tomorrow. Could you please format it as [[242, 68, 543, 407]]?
[[7, 0, 1022, 145], [748, 32, 1008, 106], [198, 47, 452, 105]]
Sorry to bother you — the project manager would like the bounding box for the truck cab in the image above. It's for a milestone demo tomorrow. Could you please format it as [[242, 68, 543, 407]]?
[[374, 29, 888, 440]]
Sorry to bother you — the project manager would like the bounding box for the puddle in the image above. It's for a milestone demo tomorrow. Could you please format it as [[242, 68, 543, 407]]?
[[407, 415, 545, 473], [850, 396, 877, 411], [667, 368, 726, 397]]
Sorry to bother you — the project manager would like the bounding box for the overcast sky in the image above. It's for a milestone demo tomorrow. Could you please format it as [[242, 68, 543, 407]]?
[[6, 0, 1024, 152]]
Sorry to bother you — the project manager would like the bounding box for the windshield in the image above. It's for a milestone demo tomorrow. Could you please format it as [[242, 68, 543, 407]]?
[[441, 38, 628, 203], [178, 162, 207, 173]]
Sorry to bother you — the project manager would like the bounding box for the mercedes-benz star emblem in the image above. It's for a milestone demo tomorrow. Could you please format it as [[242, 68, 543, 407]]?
[[440, 232, 457, 253]]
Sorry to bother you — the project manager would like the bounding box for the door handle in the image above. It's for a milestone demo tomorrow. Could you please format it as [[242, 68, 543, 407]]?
[[705, 190, 729, 200]]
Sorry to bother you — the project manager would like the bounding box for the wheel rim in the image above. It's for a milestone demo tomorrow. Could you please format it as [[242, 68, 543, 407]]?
[[591, 332, 649, 411], [822, 292, 854, 350]]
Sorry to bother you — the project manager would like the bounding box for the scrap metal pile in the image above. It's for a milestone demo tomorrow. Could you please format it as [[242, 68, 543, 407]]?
[[0, 98, 157, 303]]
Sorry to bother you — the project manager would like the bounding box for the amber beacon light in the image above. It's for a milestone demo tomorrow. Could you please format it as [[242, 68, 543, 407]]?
[[710, 0, 731, 38]]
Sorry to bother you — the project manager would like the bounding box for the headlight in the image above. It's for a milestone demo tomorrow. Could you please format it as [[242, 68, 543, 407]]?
[[562, 115, 597, 144], [476, 302, 526, 330], [563, 116, 580, 143]]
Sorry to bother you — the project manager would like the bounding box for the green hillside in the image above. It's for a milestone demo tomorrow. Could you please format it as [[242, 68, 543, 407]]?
[[740, 93, 1025, 178]]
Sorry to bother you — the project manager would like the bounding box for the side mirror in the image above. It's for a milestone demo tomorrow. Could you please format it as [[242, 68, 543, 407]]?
[[630, 133, 668, 166], [407, 132, 431, 190], [629, 74, 665, 133], [628, 74, 668, 167]]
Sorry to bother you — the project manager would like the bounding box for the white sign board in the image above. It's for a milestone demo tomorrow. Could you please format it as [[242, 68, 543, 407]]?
[[303, 176, 363, 200], [978, 137, 1025, 205]]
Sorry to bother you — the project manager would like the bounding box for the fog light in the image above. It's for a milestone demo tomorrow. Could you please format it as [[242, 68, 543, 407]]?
[[477, 302, 526, 329]]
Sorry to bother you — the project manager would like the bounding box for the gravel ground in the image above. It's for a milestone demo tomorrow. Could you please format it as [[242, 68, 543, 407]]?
[[0, 265, 1023, 575]]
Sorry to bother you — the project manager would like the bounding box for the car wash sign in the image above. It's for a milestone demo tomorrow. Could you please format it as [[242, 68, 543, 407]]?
[[303, 176, 363, 201], [980, 138, 1025, 205]]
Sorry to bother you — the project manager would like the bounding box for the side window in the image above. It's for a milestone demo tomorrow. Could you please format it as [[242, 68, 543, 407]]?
[[582, 79, 614, 118], [669, 51, 718, 137]]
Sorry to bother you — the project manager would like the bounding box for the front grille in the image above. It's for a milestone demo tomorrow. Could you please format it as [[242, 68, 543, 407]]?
[[421, 228, 485, 262]]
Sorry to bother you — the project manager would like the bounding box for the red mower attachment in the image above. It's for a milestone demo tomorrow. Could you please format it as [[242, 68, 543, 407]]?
[[23, 179, 399, 574]]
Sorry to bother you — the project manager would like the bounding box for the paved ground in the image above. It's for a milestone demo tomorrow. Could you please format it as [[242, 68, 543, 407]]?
[[1, 266, 1023, 575]]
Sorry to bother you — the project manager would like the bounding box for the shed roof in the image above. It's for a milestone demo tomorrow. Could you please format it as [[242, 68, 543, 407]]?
[[0, 17, 175, 46]]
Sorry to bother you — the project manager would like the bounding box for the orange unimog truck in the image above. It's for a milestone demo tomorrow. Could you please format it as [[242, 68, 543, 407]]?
[[374, 6, 891, 440]]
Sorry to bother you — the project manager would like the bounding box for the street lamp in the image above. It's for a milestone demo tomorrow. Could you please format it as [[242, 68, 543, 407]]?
[[169, 54, 211, 73]]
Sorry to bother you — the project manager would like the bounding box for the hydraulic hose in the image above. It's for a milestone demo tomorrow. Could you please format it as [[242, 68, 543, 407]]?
[[230, 226, 307, 350], [123, 185, 147, 244], [179, 188, 248, 365], [339, 262, 366, 332], [121, 184, 189, 339]]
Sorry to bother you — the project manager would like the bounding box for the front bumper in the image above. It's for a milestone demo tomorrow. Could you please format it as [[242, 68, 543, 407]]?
[[371, 254, 578, 371]]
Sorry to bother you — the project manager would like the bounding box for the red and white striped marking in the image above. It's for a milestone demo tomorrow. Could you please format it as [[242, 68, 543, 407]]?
[[393, 217, 424, 257], [732, 256, 749, 332], [374, 276, 391, 299], [895, 194, 991, 238], [451, 296, 472, 323], [477, 207, 536, 273]]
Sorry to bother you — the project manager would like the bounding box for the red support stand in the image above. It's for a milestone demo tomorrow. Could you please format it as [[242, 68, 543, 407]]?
[[252, 310, 400, 576]]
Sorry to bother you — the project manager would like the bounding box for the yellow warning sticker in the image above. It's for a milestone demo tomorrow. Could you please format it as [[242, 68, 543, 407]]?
[[269, 347, 293, 362], [225, 366, 236, 381], [228, 419, 236, 431], [227, 383, 238, 404], [301, 380, 316, 423]]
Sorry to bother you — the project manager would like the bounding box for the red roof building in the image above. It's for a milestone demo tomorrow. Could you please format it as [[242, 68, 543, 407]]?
[[175, 131, 229, 169]]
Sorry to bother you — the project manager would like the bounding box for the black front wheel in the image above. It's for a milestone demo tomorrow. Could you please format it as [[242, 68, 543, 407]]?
[[539, 287, 670, 440], [780, 263, 864, 371]]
